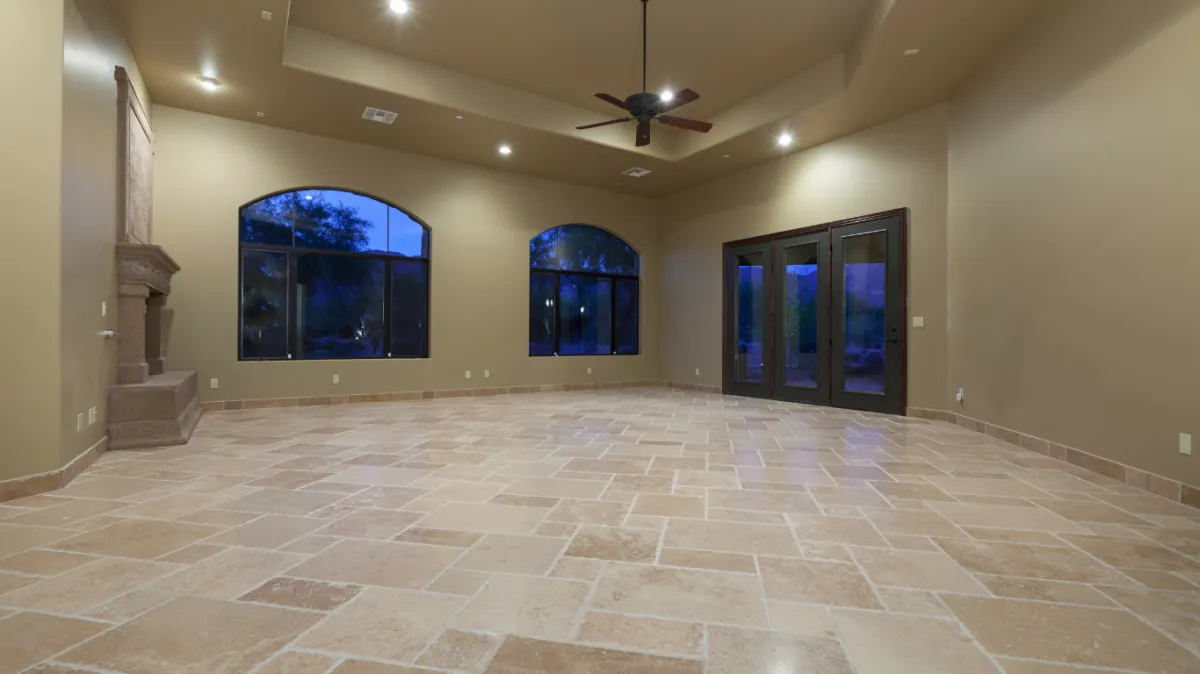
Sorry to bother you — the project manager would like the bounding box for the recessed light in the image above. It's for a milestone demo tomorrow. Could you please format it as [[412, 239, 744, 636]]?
[[256, 111, 265, 117], [261, 10, 273, 20], [196, 75, 221, 92], [660, 89, 674, 103], [776, 132, 794, 148], [904, 48, 920, 56], [723, 154, 731, 159], [455, 115, 464, 120], [389, 0, 410, 15], [497, 144, 513, 156]]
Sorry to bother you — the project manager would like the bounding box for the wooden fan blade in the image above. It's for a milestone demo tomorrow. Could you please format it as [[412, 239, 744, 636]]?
[[576, 118, 632, 130], [636, 120, 651, 147], [595, 93, 629, 111], [658, 114, 713, 133], [659, 88, 699, 113]]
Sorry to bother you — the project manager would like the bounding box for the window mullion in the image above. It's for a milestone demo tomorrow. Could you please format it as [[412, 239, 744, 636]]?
[[383, 259, 393, 358], [609, 274, 617, 355], [287, 251, 298, 359], [553, 272, 560, 356]]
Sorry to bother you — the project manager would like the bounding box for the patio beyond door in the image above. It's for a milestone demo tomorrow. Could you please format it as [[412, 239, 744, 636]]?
[[723, 210, 907, 415]]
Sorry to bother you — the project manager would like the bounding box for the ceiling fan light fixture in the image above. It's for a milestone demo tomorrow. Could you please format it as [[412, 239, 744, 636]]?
[[497, 144, 513, 156], [660, 89, 674, 103], [389, 1, 410, 16]]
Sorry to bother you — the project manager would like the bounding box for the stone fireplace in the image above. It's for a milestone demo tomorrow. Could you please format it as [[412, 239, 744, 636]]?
[[106, 67, 200, 450]]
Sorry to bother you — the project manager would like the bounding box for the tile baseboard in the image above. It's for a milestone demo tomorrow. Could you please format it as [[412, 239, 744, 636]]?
[[909, 407, 1196, 512], [0, 435, 107, 504], [198, 380, 669, 412]]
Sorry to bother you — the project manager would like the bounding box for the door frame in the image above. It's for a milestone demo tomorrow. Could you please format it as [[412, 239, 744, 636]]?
[[720, 208, 909, 414]]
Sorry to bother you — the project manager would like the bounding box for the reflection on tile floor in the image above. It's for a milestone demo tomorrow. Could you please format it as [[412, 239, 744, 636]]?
[[2, 388, 1199, 673]]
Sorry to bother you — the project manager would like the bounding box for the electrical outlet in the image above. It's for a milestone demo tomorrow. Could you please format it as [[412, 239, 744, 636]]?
[[955, 388, 964, 403], [210, 378, 219, 389], [465, 370, 471, 379], [587, 367, 592, 375], [913, 316, 925, 328], [695, 368, 700, 376], [1182, 433, 1193, 456], [484, 369, 490, 378], [76, 413, 84, 432], [333, 374, 340, 384]]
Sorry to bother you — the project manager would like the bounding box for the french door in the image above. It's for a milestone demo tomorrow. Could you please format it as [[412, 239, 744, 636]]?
[[723, 210, 907, 415]]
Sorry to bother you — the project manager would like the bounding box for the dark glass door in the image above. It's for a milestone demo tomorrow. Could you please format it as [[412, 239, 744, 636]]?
[[773, 231, 830, 405], [831, 216, 905, 414], [725, 242, 772, 398]]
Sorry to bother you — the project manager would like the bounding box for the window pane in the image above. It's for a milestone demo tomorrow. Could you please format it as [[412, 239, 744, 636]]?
[[614, 278, 638, 355], [240, 194, 293, 245], [558, 275, 612, 355], [391, 260, 428, 357], [294, 190, 388, 253], [530, 225, 637, 275], [388, 207, 428, 258], [783, 243, 820, 388], [240, 249, 289, 358], [295, 252, 384, 359], [842, 231, 887, 394], [735, 251, 765, 383], [529, 272, 556, 355]]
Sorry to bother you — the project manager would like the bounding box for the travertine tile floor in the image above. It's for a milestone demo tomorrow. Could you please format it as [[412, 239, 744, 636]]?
[[1, 388, 1198, 674]]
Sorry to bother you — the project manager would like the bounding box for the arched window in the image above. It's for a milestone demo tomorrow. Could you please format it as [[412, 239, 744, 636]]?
[[239, 188, 430, 360], [529, 224, 639, 356]]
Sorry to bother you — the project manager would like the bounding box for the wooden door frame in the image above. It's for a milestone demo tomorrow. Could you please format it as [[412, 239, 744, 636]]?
[[720, 208, 909, 414]]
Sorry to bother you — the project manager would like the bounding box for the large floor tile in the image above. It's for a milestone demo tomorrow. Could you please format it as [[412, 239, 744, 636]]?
[[452, 574, 590, 639], [935, 538, 1131, 583], [664, 519, 799, 556], [943, 594, 1200, 672], [47, 518, 221, 559], [708, 625, 853, 674], [59, 597, 319, 674], [832, 609, 1000, 674], [1, 557, 179, 613], [483, 636, 702, 674], [0, 612, 108, 674], [591, 563, 768, 626], [299, 587, 462, 661], [288, 538, 461, 588], [758, 556, 881, 608], [417, 502, 548, 534]]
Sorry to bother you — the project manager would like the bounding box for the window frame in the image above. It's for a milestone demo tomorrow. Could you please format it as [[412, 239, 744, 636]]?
[[529, 225, 639, 357], [237, 187, 431, 362]]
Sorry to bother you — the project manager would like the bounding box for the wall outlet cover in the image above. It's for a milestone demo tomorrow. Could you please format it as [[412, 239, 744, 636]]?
[[210, 378, 219, 389], [913, 316, 925, 328], [333, 374, 340, 384], [955, 388, 964, 403], [484, 369, 490, 378], [1182, 433, 1193, 456], [587, 367, 592, 375], [465, 370, 471, 379], [695, 368, 700, 376], [76, 413, 84, 432]]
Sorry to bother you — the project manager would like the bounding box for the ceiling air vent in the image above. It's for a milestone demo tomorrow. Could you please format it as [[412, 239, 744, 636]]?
[[362, 107, 398, 125], [621, 167, 652, 178]]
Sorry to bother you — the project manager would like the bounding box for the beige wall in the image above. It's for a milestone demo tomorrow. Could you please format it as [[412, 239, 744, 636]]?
[[151, 107, 662, 403], [947, 0, 1200, 484], [0, 1, 64, 481], [660, 104, 949, 409], [59, 0, 150, 467]]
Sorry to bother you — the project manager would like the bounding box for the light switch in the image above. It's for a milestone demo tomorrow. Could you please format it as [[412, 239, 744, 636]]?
[[210, 378, 219, 389], [333, 374, 340, 384], [1182, 433, 1193, 456], [913, 316, 925, 328], [101, 301, 107, 317], [587, 367, 592, 375], [465, 370, 471, 379], [484, 369, 490, 378], [695, 368, 700, 376]]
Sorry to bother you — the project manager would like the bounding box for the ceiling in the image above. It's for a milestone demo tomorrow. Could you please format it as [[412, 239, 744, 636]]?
[[109, 0, 1055, 197]]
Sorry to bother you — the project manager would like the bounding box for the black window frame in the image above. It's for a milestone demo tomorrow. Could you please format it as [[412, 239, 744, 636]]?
[[238, 187, 431, 362], [529, 225, 639, 357]]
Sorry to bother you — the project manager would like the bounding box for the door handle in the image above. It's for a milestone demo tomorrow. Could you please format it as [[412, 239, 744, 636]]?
[[102, 330, 120, 339]]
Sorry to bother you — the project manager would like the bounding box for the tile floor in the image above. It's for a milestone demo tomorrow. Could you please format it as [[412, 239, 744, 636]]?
[[1, 388, 1198, 674]]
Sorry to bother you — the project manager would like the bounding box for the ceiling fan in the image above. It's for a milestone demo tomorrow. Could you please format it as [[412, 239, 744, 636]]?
[[575, 0, 713, 148]]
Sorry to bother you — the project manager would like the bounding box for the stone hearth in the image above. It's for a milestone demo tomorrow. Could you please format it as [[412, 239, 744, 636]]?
[[107, 242, 201, 450]]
